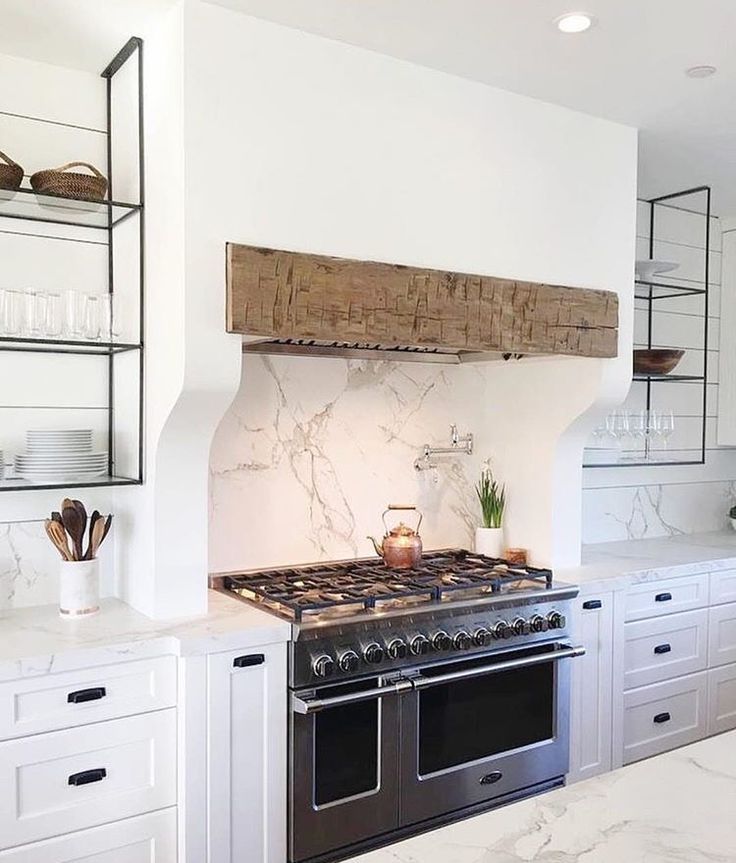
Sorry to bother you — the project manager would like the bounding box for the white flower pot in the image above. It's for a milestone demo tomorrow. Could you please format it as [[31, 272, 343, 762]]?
[[475, 526, 504, 559], [59, 559, 100, 618], [730, 518, 736, 532]]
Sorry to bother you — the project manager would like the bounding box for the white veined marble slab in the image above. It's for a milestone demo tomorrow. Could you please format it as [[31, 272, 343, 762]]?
[[350, 730, 736, 863]]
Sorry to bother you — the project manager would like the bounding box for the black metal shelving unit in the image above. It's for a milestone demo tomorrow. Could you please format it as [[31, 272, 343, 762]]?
[[0, 38, 144, 492], [585, 185, 711, 469]]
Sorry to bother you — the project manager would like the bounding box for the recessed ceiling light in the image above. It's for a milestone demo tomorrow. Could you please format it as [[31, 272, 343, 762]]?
[[686, 65, 717, 79], [555, 12, 594, 33]]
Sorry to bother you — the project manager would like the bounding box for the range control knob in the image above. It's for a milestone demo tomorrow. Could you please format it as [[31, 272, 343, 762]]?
[[386, 638, 408, 660], [409, 634, 430, 656], [431, 631, 452, 651], [493, 621, 512, 640], [337, 650, 360, 673], [313, 654, 335, 678], [513, 617, 531, 637], [453, 631, 472, 650], [473, 627, 492, 647], [547, 611, 566, 630], [530, 614, 549, 634], [363, 643, 385, 665]]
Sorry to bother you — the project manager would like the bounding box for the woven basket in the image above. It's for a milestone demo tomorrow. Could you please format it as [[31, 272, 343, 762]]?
[[30, 162, 108, 201], [0, 150, 24, 191]]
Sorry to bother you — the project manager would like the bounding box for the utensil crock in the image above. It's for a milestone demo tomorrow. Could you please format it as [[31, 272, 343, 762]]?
[[59, 558, 100, 617]]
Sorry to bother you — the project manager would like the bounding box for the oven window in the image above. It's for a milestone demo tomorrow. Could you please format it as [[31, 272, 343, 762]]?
[[418, 655, 555, 776], [314, 697, 379, 806]]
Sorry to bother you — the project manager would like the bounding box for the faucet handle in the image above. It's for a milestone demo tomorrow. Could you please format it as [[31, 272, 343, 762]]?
[[450, 423, 459, 445]]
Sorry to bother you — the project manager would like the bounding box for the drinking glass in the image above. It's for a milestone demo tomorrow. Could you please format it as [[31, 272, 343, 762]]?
[[2, 289, 24, 335], [64, 289, 86, 338], [659, 409, 675, 451], [84, 295, 100, 340], [45, 293, 63, 338], [99, 293, 120, 341], [24, 291, 47, 337]]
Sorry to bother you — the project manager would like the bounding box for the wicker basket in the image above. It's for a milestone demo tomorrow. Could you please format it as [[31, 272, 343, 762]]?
[[30, 162, 108, 201], [0, 150, 24, 191]]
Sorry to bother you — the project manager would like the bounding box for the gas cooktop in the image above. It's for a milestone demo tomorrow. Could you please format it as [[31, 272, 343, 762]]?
[[216, 549, 555, 623]]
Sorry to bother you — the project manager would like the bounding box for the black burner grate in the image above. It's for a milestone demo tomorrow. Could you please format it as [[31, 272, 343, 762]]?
[[224, 550, 553, 622]]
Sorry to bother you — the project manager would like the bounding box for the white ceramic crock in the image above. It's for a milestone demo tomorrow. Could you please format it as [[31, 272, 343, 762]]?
[[59, 558, 100, 617], [475, 526, 504, 558], [730, 517, 736, 533]]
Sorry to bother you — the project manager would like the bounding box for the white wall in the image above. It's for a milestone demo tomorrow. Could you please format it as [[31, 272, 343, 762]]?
[[582, 200, 736, 542], [200, 0, 637, 574]]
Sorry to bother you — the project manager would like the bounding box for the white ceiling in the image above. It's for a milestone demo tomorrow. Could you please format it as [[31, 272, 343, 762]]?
[[0, 0, 733, 215]]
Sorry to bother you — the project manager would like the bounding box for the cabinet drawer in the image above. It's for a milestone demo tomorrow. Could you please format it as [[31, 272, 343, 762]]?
[[0, 710, 176, 849], [0, 656, 176, 741], [708, 664, 736, 736], [623, 672, 707, 765], [708, 603, 736, 667], [624, 609, 708, 689], [0, 808, 176, 861], [710, 570, 736, 606], [625, 574, 708, 622]]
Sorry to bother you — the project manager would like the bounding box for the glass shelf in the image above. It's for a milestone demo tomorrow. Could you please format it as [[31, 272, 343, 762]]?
[[635, 279, 706, 300], [0, 337, 142, 355], [632, 373, 705, 383], [0, 475, 141, 492], [0, 187, 140, 230]]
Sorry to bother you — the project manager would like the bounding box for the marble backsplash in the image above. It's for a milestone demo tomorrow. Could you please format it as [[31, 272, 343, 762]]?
[[582, 481, 736, 544], [209, 354, 491, 573], [0, 521, 61, 610]]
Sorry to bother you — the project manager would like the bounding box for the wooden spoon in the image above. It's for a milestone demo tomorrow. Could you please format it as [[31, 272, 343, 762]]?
[[72, 500, 87, 556], [61, 502, 84, 562], [86, 516, 106, 560], [100, 514, 113, 547], [45, 519, 72, 561], [85, 510, 101, 560]]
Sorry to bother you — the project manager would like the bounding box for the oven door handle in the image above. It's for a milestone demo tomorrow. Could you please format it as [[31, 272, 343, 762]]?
[[292, 678, 414, 715], [411, 643, 586, 691]]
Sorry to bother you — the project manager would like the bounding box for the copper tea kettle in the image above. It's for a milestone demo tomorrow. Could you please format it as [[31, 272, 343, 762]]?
[[368, 505, 423, 569]]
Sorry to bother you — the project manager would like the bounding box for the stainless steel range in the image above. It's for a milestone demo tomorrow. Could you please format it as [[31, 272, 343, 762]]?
[[213, 550, 584, 863]]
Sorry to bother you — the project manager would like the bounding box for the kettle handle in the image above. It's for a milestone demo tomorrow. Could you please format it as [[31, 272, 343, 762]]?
[[383, 505, 423, 533]]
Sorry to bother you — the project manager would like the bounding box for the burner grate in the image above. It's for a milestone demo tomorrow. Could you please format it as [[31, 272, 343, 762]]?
[[224, 550, 553, 621]]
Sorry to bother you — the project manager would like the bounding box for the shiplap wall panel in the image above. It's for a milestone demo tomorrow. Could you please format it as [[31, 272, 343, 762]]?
[[717, 227, 736, 445], [0, 231, 107, 293]]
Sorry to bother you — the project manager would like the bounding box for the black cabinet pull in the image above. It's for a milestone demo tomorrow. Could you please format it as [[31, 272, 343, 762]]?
[[233, 654, 265, 669], [68, 768, 107, 786], [653, 712, 671, 724], [67, 687, 107, 704], [479, 771, 503, 785], [654, 643, 672, 655], [655, 592, 673, 603], [583, 599, 602, 610]]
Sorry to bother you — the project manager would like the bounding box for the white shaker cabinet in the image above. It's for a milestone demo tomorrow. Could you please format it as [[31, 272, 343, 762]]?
[[206, 642, 288, 863], [568, 591, 615, 783]]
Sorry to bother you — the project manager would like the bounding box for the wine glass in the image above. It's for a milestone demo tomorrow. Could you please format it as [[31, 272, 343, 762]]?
[[659, 409, 675, 452]]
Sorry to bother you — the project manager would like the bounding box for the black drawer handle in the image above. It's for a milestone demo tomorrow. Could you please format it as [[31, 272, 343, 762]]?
[[653, 712, 671, 724], [583, 599, 602, 610], [68, 768, 107, 786], [233, 654, 265, 668], [67, 687, 107, 704], [479, 771, 503, 785], [655, 592, 673, 603], [654, 643, 672, 655]]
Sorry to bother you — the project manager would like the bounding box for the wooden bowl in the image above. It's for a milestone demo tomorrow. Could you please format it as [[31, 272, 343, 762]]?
[[633, 349, 684, 376]]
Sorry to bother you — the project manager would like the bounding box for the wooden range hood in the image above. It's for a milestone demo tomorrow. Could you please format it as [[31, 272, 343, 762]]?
[[226, 244, 618, 364]]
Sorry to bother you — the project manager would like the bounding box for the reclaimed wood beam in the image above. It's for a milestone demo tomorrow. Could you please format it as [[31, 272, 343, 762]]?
[[226, 244, 618, 359]]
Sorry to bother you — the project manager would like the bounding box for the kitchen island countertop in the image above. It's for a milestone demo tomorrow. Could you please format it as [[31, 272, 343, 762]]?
[[350, 730, 736, 863]]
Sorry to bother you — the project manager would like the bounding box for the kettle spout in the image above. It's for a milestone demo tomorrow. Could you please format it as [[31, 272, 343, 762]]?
[[367, 536, 384, 559]]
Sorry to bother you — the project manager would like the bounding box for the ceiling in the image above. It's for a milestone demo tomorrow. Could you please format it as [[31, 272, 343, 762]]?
[[0, 0, 733, 215]]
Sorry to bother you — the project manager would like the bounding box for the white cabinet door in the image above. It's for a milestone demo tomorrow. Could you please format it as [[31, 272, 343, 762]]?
[[710, 570, 736, 606], [708, 664, 736, 735], [207, 643, 287, 863], [708, 603, 736, 667], [568, 592, 614, 783], [0, 809, 176, 862], [624, 609, 708, 689]]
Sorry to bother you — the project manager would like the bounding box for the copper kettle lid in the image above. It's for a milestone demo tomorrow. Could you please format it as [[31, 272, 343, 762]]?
[[388, 521, 418, 537]]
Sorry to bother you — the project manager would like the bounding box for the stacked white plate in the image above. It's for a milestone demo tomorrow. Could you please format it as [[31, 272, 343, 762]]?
[[15, 430, 108, 483]]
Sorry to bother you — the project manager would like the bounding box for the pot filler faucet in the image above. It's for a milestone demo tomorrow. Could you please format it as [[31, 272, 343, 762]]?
[[414, 424, 473, 471]]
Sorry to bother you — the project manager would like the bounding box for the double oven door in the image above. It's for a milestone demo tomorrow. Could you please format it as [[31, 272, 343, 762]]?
[[290, 639, 581, 863]]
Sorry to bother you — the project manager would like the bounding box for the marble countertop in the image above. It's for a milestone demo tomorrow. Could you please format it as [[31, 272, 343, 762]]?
[[352, 730, 736, 863], [557, 530, 736, 592], [0, 589, 291, 680]]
